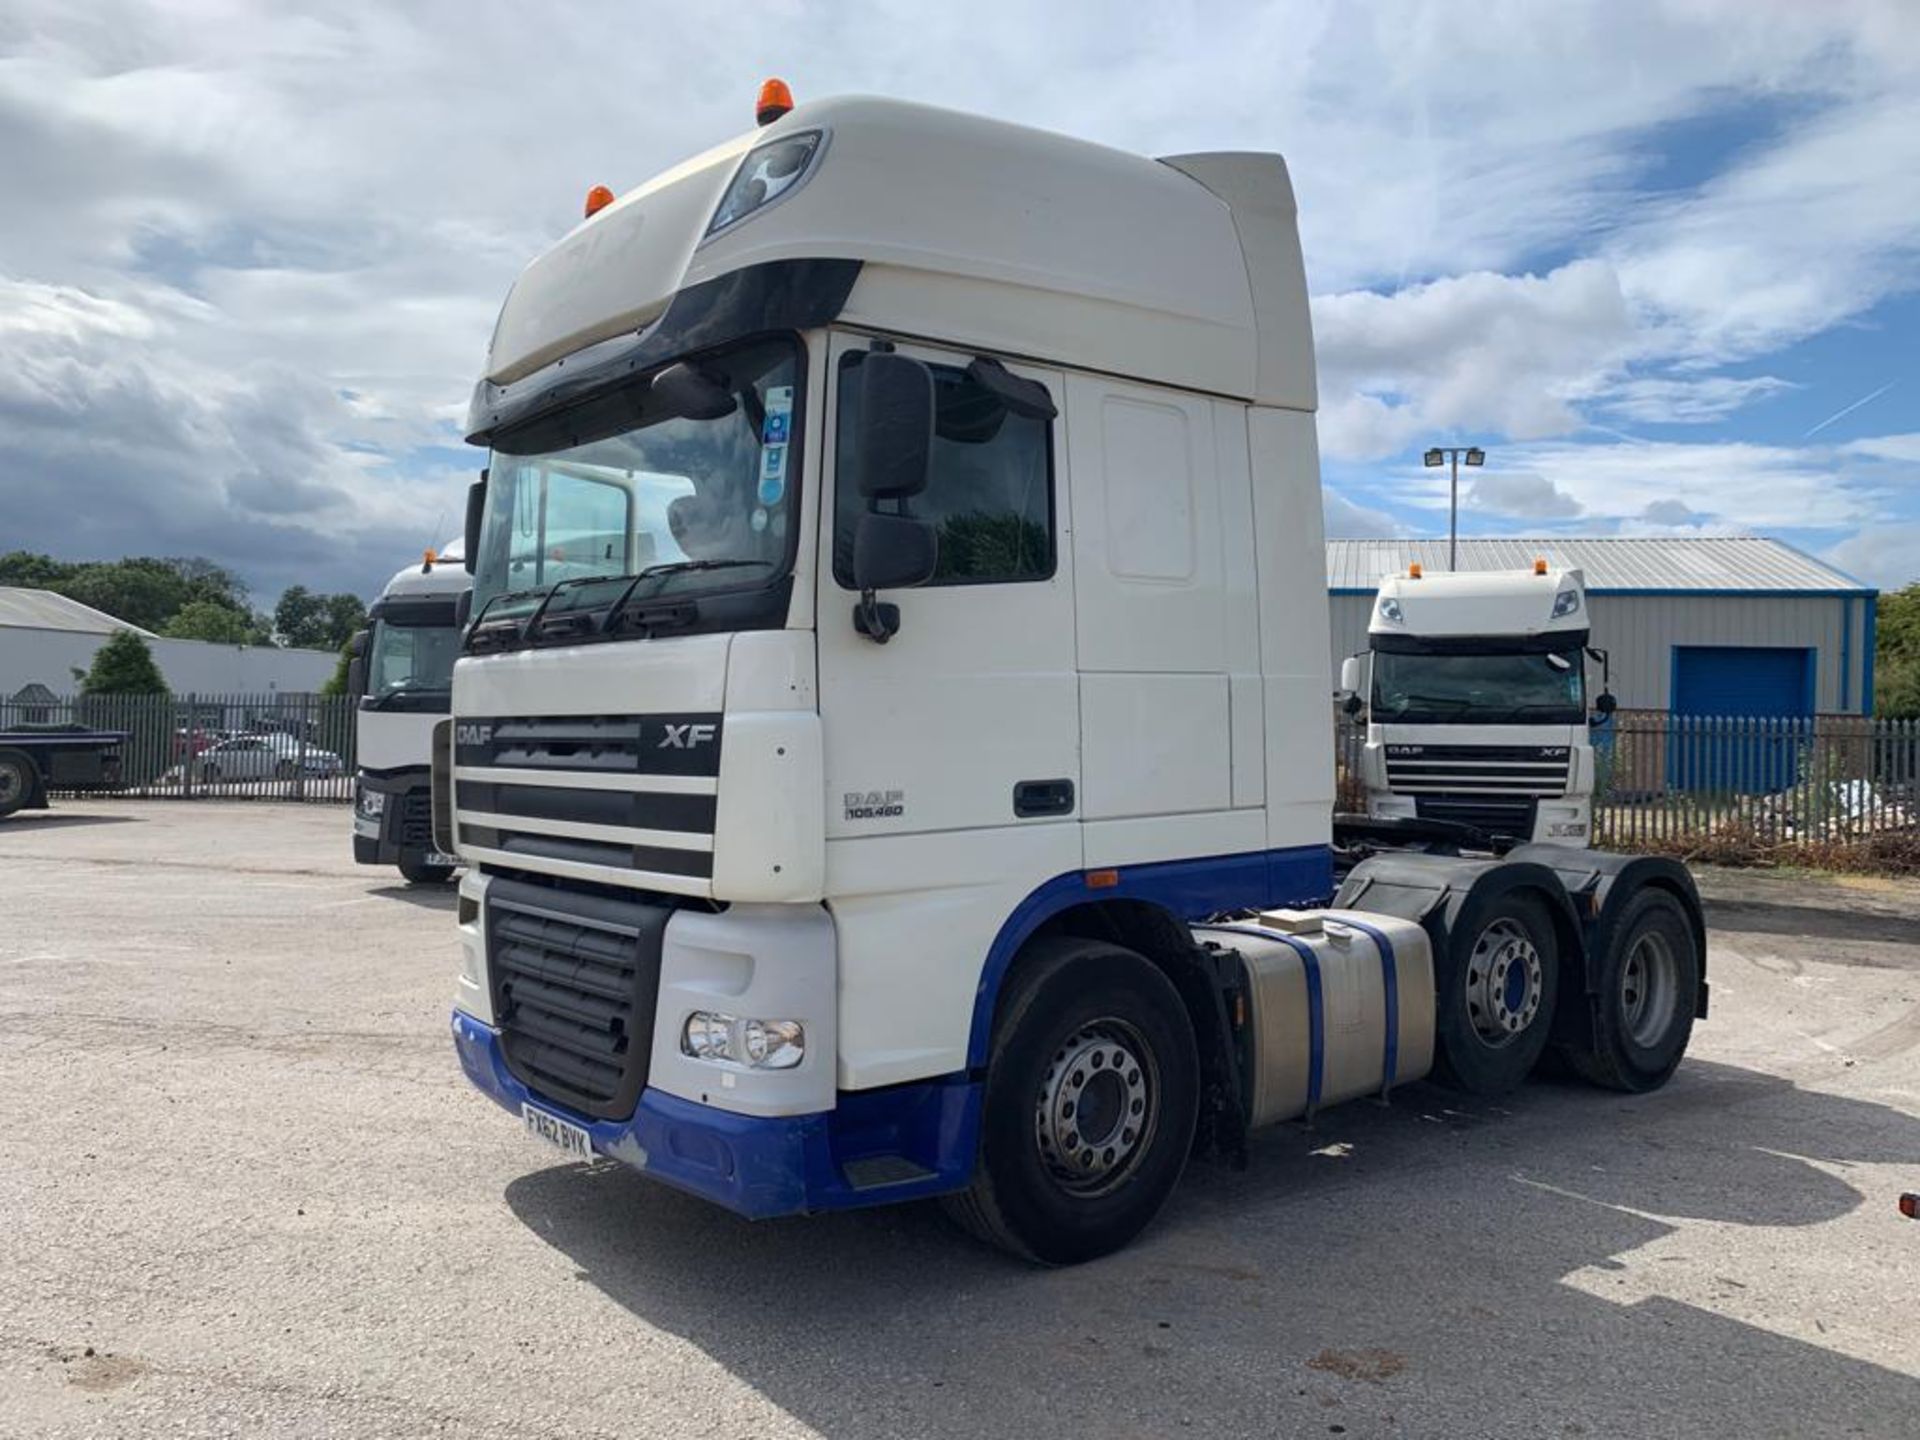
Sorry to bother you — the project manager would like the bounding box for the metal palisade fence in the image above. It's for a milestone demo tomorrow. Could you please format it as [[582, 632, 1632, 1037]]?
[[1335, 707, 1920, 868], [1, 691, 357, 802]]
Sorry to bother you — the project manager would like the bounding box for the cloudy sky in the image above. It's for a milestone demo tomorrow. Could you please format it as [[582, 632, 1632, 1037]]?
[[2, 0, 1916, 605]]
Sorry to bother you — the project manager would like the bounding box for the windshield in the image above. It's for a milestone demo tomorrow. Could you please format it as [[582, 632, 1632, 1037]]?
[[471, 337, 800, 641], [367, 619, 460, 708], [1371, 647, 1586, 725]]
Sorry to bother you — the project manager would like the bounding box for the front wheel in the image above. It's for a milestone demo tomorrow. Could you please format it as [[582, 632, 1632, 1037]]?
[[1564, 889, 1699, 1093], [943, 937, 1199, 1265], [0, 748, 35, 818], [1432, 892, 1561, 1095]]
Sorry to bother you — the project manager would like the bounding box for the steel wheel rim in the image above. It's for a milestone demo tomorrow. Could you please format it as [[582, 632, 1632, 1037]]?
[[1034, 1019, 1158, 1197], [1464, 917, 1544, 1048], [1620, 930, 1678, 1048]]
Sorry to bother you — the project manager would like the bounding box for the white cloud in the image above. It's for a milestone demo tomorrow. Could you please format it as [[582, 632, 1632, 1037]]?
[[1599, 374, 1798, 425], [1468, 471, 1584, 520], [1322, 487, 1404, 539], [1842, 433, 1920, 463], [1824, 524, 1920, 592]]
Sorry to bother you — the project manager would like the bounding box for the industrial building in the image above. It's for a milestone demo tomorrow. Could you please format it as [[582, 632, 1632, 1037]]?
[[1327, 537, 1878, 718], [0, 587, 338, 699]]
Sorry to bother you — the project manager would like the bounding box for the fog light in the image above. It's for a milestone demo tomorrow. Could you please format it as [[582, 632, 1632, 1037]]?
[[358, 786, 386, 817], [743, 1018, 805, 1070], [683, 1011, 736, 1061]]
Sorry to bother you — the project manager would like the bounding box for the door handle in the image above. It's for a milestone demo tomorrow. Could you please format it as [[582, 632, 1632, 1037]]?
[[1013, 778, 1075, 819]]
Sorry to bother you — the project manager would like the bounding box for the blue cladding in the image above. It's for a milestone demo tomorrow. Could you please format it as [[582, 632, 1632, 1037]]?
[[1669, 645, 1815, 791], [452, 1010, 979, 1218]]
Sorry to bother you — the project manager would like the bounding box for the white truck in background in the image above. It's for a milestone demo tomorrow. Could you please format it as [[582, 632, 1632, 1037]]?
[[1341, 563, 1615, 849], [348, 545, 470, 884], [438, 87, 1703, 1264]]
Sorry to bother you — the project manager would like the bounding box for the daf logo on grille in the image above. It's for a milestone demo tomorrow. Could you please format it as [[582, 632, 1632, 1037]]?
[[455, 724, 493, 747], [660, 723, 717, 749]]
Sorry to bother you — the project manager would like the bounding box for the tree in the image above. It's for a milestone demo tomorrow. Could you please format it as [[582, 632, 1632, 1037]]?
[[275, 585, 367, 650], [162, 600, 256, 645], [322, 635, 356, 697], [80, 630, 169, 695], [1875, 582, 1920, 720]]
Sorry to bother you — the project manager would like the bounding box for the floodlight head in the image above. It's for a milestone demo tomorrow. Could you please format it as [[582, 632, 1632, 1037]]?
[[1423, 448, 1444, 468], [1465, 447, 1486, 467]]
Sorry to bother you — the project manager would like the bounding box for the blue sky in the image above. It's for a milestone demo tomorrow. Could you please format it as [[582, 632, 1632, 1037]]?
[[1, 0, 1915, 604]]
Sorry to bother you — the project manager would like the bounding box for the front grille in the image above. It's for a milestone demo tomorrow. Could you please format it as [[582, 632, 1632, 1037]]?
[[455, 713, 721, 890], [1414, 794, 1539, 839], [486, 879, 671, 1119], [396, 790, 432, 849]]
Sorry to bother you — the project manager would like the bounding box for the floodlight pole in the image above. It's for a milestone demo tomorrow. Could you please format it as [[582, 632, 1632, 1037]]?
[[1423, 446, 1487, 571]]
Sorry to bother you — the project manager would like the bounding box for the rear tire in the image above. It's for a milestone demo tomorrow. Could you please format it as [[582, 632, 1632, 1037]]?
[[0, 748, 35, 818], [398, 855, 457, 885], [1564, 888, 1698, 1093], [1432, 891, 1560, 1095], [943, 937, 1199, 1265]]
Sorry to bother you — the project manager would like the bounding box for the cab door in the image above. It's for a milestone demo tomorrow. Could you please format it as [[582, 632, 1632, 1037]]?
[[814, 330, 1080, 853]]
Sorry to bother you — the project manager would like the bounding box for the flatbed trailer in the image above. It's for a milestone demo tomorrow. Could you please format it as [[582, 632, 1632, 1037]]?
[[0, 727, 128, 818]]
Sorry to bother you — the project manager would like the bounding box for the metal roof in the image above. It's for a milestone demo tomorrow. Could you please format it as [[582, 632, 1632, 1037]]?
[[0, 587, 157, 636], [1325, 538, 1872, 594]]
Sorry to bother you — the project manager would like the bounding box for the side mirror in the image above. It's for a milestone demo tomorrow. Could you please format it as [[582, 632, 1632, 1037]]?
[[1339, 655, 1363, 696], [851, 353, 935, 501], [346, 630, 370, 701], [1595, 691, 1617, 716], [463, 471, 487, 575]]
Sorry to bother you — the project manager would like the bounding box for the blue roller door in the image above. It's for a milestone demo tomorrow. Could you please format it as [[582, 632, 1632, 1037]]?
[[1670, 645, 1814, 791]]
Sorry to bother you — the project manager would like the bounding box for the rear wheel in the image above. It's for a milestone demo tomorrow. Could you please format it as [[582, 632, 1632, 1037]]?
[[0, 748, 35, 818], [398, 855, 457, 885], [943, 937, 1199, 1265], [1432, 892, 1560, 1095], [1565, 888, 1698, 1093]]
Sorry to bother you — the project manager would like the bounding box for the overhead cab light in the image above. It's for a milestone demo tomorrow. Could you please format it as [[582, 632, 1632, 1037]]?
[[1408, 563, 1423, 579], [756, 77, 795, 126], [1534, 557, 1548, 575], [705, 130, 825, 240], [1552, 588, 1581, 618], [1377, 596, 1404, 622], [584, 184, 615, 219]]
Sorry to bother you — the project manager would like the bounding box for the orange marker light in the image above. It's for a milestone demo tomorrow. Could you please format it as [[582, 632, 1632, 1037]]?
[[756, 77, 794, 126], [584, 184, 615, 219], [1085, 869, 1120, 890], [1408, 563, 1423, 579], [1534, 557, 1548, 575], [423, 547, 438, 567]]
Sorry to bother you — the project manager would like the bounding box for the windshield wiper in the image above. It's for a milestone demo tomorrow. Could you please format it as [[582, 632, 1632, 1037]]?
[[469, 584, 546, 630], [602, 559, 771, 632]]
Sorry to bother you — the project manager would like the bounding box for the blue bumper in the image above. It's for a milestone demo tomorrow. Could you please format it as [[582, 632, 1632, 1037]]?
[[451, 1010, 981, 1219]]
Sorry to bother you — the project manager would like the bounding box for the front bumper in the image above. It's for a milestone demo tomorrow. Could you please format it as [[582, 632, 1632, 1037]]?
[[352, 771, 437, 866], [452, 1010, 980, 1218]]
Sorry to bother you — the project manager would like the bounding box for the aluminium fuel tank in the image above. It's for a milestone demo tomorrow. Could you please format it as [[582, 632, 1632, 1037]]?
[[1196, 910, 1436, 1128]]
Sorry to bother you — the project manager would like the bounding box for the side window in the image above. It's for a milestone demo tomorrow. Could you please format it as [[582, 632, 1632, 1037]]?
[[833, 353, 1054, 588]]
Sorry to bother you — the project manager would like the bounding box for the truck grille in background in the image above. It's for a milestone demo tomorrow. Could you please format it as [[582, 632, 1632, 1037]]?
[[396, 790, 432, 849], [486, 880, 669, 1120], [1386, 744, 1570, 841], [454, 714, 721, 889]]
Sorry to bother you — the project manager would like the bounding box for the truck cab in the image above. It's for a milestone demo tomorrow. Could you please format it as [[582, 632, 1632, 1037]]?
[[350, 545, 469, 883], [443, 90, 1700, 1263], [1342, 564, 1612, 848]]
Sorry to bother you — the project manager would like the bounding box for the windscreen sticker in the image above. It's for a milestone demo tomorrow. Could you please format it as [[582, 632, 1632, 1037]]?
[[762, 385, 793, 444], [750, 506, 769, 533], [758, 443, 787, 506]]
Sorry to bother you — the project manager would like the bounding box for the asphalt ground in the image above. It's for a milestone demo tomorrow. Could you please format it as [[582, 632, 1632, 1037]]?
[[3, 801, 1917, 1438]]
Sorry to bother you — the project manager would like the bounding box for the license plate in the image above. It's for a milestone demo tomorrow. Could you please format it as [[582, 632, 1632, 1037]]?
[[522, 1103, 593, 1162], [427, 851, 461, 869]]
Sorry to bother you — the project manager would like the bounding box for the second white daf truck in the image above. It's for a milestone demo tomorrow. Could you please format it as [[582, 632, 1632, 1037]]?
[[1341, 563, 1616, 849], [441, 88, 1703, 1263], [349, 545, 469, 883]]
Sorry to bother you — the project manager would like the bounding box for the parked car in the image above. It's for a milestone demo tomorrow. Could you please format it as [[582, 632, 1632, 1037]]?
[[195, 733, 344, 782]]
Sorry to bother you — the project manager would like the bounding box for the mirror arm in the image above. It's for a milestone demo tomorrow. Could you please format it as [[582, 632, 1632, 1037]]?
[[853, 589, 900, 644]]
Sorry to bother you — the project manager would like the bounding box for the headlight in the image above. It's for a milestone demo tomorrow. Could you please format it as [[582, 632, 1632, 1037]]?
[[1377, 596, 1404, 623], [357, 786, 386, 817], [705, 131, 824, 239], [1552, 588, 1581, 618], [681, 1012, 807, 1070]]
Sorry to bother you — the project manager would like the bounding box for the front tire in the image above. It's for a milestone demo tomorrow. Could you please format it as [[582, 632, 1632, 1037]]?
[[943, 937, 1199, 1265], [1564, 888, 1698, 1093], [397, 855, 457, 885], [0, 748, 35, 818], [1432, 892, 1561, 1095]]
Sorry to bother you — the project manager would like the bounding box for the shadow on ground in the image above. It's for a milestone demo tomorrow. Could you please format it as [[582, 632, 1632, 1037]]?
[[1702, 897, 1920, 951], [0, 812, 144, 834], [367, 884, 459, 911], [504, 1060, 1920, 1438]]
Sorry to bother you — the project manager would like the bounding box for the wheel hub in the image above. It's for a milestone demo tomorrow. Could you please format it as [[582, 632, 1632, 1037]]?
[[0, 767, 21, 805], [1621, 931, 1678, 1047], [1465, 918, 1543, 1047], [1035, 1023, 1155, 1195]]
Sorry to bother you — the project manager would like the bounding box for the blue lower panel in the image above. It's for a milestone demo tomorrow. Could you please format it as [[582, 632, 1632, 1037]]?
[[452, 1010, 981, 1219]]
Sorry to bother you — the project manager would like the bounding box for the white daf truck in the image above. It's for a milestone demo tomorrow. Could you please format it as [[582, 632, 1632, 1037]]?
[[1340, 564, 1616, 848], [348, 545, 469, 883], [441, 89, 1705, 1263]]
